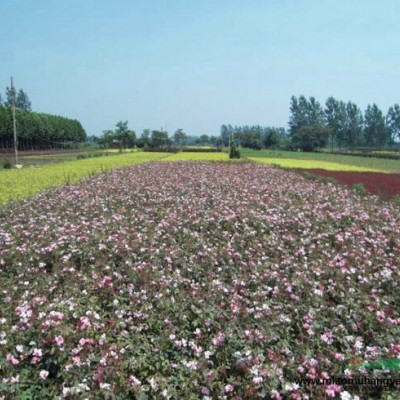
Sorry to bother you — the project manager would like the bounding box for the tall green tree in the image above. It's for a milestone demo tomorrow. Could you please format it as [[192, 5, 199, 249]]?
[[16, 89, 32, 111], [5, 86, 15, 108], [114, 121, 136, 148], [174, 129, 186, 149], [289, 95, 324, 135], [364, 104, 390, 147], [387, 104, 400, 141], [343, 102, 363, 149], [324, 97, 346, 149], [139, 129, 151, 147], [150, 130, 170, 148], [195, 134, 210, 145], [263, 129, 280, 149], [100, 121, 135, 148], [229, 132, 240, 159], [220, 125, 232, 146], [291, 124, 330, 151]]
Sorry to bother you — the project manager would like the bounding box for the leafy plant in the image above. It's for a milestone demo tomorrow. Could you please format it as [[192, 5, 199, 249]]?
[[229, 132, 240, 159]]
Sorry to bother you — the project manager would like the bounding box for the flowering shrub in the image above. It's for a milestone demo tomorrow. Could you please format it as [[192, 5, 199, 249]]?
[[0, 162, 399, 399]]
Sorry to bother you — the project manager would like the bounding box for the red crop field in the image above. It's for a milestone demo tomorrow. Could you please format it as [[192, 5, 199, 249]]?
[[299, 169, 400, 199]]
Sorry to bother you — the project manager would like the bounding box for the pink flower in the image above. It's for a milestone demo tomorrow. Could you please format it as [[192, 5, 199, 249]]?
[[326, 384, 342, 397], [224, 384, 234, 393], [252, 376, 263, 385], [128, 375, 141, 386], [321, 331, 333, 344], [376, 310, 385, 322], [334, 353, 345, 361], [39, 370, 49, 380], [271, 390, 283, 400], [6, 354, 19, 365], [55, 336, 64, 346], [79, 316, 91, 330], [201, 387, 210, 395], [72, 355, 81, 365]]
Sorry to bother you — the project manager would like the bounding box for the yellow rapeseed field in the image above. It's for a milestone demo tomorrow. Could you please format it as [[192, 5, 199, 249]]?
[[161, 152, 229, 161], [0, 152, 167, 204], [249, 157, 387, 172]]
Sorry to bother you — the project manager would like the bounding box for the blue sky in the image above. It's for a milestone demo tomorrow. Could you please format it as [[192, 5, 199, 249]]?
[[0, 0, 399, 137]]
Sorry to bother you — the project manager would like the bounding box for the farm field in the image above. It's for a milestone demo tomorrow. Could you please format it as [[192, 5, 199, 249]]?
[[298, 169, 400, 200], [242, 149, 400, 173], [161, 152, 229, 162], [243, 149, 400, 198], [1, 149, 400, 204], [0, 161, 399, 399], [248, 157, 383, 172], [0, 149, 133, 168], [0, 151, 167, 204]]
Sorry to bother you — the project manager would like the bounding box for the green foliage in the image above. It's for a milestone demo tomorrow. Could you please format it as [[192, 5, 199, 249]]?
[[351, 182, 367, 196], [364, 104, 390, 147], [229, 132, 240, 159], [16, 89, 32, 111], [289, 95, 324, 135], [0, 106, 86, 150], [263, 129, 280, 149], [150, 130, 171, 148], [343, 102, 364, 149], [99, 121, 136, 149], [221, 124, 286, 150], [3, 159, 12, 169], [359, 358, 400, 371], [387, 104, 400, 141], [291, 124, 330, 151], [392, 195, 400, 207], [174, 129, 186, 148]]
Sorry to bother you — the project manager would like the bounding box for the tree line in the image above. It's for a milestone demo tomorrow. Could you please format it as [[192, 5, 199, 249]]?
[[98, 123, 193, 149], [0, 86, 86, 150], [289, 95, 400, 151], [99, 122, 289, 150], [220, 125, 287, 149]]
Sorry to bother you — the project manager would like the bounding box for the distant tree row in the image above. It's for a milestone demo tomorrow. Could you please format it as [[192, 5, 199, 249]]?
[[220, 125, 287, 149], [99, 122, 290, 151], [0, 107, 86, 150], [0, 85, 86, 150], [289, 95, 400, 151], [99, 123, 195, 149]]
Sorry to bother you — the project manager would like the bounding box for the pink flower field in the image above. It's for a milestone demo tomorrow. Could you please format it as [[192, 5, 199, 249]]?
[[0, 162, 399, 399]]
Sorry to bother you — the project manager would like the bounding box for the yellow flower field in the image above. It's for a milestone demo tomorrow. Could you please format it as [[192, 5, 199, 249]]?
[[0, 152, 167, 204], [249, 157, 387, 172], [162, 152, 229, 161]]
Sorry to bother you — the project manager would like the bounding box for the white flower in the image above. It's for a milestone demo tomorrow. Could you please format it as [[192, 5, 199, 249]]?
[[100, 383, 111, 390], [40, 370, 49, 380]]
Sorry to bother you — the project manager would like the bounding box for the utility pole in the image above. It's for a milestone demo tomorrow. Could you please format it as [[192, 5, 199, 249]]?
[[11, 77, 18, 166]]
